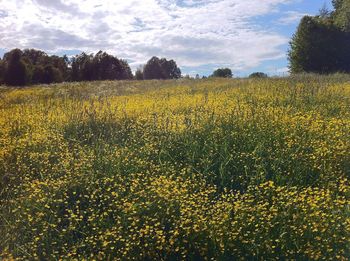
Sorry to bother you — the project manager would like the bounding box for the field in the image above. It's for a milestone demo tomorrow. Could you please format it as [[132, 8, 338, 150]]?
[[1, 76, 350, 260]]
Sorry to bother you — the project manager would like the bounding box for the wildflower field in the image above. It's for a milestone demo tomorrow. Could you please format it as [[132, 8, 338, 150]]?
[[1, 75, 350, 260]]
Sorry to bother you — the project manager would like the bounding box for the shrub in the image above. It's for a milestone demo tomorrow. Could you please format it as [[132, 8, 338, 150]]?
[[249, 72, 268, 78]]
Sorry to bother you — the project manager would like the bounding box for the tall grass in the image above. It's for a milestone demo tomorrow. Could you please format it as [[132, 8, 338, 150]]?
[[1, 75, 350, 259]]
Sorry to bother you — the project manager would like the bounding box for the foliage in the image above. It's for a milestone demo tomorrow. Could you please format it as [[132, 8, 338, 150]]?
[[42, 65, 63, 84], [1, 76, 350, 259], [211, 68, 233, 78], [249, 72, 268, 78], [3, 49, 29, 86], [0, 49, 137, 86], [31, 65, 46, 84], [289, 1, 350, 74], [0, 48, 182, 86], [119, 59, 133, 80], [0, 58, 4, 84], [289, 16, 342, 74], [159, 58, 182, 79], [333, 0, 350, 31], [91, 51, 132, 81], [135, 67, 144, 80], [143, 56, 181, 80], [1, 48, 68, 86]]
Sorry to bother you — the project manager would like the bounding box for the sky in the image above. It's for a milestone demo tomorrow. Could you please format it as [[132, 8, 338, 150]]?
[[0, 0, 332, 77]]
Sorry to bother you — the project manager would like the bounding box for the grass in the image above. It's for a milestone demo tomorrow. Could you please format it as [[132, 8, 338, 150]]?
[[1, 75, 350, 260]]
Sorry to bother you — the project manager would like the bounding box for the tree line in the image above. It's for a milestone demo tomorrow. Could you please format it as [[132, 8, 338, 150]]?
[[0, 49, 183, 86], [289, 0, 350, 74], [0, 47, 246, 87]]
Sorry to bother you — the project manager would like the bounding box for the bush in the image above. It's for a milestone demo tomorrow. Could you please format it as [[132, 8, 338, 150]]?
[[249, 72, 268, 78], [211, 68, 233, 78]]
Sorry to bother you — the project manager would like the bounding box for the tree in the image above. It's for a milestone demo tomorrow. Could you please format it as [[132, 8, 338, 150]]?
[[135, 67, 144, 80], [20, 49, 68, 84], [49, 55, 69, 81], [42, 65, 63, 84], [4, 49, 28, 86], [92, 51, 114, 80], [22, 49, 47, 65], [70, 52, 94, 81], [70, 55, 81, 81], [71, 51, 133, 82], [249, 72, 268, 78], [211, 68, 233, 78], [332, 0, 350, 31], [143, 56, 181, 80], [1, 48, 135, 85], [289, 1, 350, 74], [159, 58, 181, 79], [288, 16, 340, 74], [319, 3, 331, 19], [93, 52, 133, 80], [143, 57, 164, 80], [332, 0, 344, 9], [32, 65, 46, 84], [119, 59, 133, 80], [0, 59, 4, 84]]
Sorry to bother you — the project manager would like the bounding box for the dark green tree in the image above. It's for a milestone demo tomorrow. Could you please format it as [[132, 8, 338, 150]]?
[[71, 52, 94, 81], [32, 65, 46, 84], [22, 49, 47, 65], [333, 0, 350, 31], [143, 57, 181, 80], [21, 49, 68, 84], [143, 57, 164, 80], [288, 16, 341, 73], [42, 65, 63, 84], [119, 59, 133, 80], [71, 51, 133, 82], [49, 55, 69, 81], [211, 68, 233, 78], [70, 55, 81, 81], [4, 49, 28, 86], [289, 1, 350, 74], [0, 59, 4, 84], [249, 72, 268, 78], [159, 58, 181, 79]]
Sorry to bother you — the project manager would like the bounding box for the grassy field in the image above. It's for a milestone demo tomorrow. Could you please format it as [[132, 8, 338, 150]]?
[[1, 75, 350, 260]]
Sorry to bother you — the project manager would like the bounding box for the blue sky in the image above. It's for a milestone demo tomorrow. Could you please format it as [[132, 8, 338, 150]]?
[[244, 0, 333, 77], [0, 0, 333, 77]]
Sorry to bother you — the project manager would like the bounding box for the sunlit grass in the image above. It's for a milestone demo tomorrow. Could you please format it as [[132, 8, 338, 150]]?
[[1, 75, 350, 259]]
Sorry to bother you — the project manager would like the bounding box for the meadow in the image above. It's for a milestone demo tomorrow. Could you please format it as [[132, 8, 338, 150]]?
[[1, 75, 350, 260]]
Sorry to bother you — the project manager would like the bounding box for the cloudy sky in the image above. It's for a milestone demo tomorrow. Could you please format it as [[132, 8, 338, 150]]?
[[0, 0, 332, 76]]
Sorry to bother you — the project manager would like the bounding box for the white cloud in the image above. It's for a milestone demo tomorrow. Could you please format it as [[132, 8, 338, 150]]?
[[0, 0, 297, 72], [278, 11, 309, 25], [263, 66, 290, 76]]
